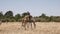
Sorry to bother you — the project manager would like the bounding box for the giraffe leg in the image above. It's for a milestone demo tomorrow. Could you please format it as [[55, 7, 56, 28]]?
[[30, 22, 33, 30], [33, 21, 36, 29], [27, 22, 29, 28]]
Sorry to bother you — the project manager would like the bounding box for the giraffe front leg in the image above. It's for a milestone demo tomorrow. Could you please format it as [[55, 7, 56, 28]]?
[[33, 21, 36, 29]]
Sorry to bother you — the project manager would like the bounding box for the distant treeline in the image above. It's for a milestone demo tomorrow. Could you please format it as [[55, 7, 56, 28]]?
[[0, 10, 60, 22]]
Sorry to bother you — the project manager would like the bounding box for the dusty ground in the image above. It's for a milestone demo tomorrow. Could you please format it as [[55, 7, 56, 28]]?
[[0, 22, 60, 34]]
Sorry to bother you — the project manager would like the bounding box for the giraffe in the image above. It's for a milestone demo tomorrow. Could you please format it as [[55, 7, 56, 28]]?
[[21, 15, 36, 30]]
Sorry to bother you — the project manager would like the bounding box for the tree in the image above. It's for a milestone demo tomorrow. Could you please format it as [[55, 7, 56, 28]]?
[[0, 11, 3, 20], [40, 13, 46, 18], [39, 13, 50, 22], [4, 11, 13, 22], [22, 11, 30, 18], [15, 14, 21, 21], [4, 10, 13, 18]]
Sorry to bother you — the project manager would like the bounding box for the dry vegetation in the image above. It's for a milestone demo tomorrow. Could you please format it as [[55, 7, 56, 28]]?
[[0, 22, 60, 34]]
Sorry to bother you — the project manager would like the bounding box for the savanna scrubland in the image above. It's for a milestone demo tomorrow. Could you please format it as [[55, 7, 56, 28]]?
[[0, 22, 60, 34], [0, 11, 60, 34], [0, 11, 60, 22]]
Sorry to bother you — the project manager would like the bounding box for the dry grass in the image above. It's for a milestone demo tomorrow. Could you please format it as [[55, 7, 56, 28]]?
[[0, 22, 60, 34]]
